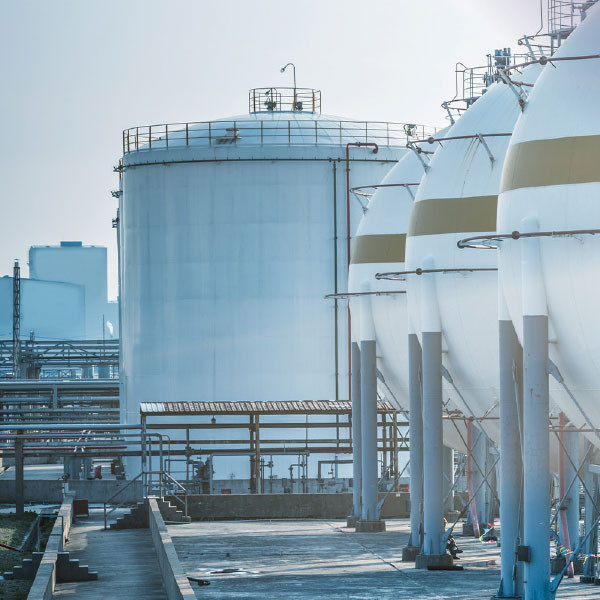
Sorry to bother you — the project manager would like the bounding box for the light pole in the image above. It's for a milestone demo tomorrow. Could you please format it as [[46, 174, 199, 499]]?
[[280, 62, 297, 89], [280, 63, 298, 109]]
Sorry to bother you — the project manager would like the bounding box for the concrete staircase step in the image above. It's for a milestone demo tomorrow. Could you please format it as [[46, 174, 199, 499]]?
[[158, 498, 190, 523], [56, 552, 99, 582], [108, 499, 149, 529], [3, 551, 44, 580]]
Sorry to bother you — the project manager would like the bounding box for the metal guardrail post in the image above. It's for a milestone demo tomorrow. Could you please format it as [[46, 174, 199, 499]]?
[[103, 472, 144, 529]]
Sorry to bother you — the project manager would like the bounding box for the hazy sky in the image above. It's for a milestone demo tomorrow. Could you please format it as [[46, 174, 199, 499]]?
[[0, 0, 543, 300]]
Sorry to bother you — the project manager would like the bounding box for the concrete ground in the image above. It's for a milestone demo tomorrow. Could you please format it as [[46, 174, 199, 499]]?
[[170, 519, 600, 600], [52, 508, 165, 599]]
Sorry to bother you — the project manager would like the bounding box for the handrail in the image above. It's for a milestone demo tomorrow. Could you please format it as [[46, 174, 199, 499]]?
[[350, 182, 421, 199], [457, 228, 600, 249], [103, 472, 143, 529], [324, 291, 406, 300], [375, 267, 497, 280], [160, 471, 188, 517], [502, 53, 600, 73], [122, 120, 437, 153]]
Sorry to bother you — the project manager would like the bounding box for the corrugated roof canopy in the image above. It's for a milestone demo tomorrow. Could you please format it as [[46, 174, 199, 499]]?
[[140, 400, 399, 416]]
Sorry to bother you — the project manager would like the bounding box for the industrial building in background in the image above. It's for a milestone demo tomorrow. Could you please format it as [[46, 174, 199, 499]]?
[[0, 241, 118, 378]]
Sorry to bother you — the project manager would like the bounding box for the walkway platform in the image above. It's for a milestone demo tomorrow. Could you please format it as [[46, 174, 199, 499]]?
[[52, 508, 165, 599]]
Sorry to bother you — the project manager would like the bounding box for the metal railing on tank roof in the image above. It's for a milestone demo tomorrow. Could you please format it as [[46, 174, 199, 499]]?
[[249, 87, 322, 113], [122, 120, 437, 153]]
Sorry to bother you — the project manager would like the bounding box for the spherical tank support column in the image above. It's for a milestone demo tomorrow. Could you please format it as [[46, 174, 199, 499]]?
[[347, 340, 362, 528], [583, 439, 599, 580], [403, 331, 423, 560], [497, 279, 523, 598], [416, 262, 452, 568], [356, 282, 385, 532], [521, 217, 550, 600]]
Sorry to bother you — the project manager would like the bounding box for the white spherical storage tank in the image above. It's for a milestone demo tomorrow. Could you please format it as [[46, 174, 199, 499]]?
[[347, 129, 472, 458], [498, 5, 600, 443], [347, 150, 426, 407], [405, 65, 540, 449], [119, 88, 414, 451]]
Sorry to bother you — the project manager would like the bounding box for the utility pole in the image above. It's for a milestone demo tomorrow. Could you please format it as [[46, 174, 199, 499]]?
[[13, 260, 21, 379]]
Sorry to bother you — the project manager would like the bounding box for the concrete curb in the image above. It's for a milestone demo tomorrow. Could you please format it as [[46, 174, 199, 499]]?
[[166, 492, 410, 520], [27, 492, 74, 600], [148, 498, 196, 600]]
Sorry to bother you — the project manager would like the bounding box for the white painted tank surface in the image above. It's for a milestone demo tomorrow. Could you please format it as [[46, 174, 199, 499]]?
[[119, 88, 421, 476], [405, 65, 541, 448], [498, 5, 600, 442]]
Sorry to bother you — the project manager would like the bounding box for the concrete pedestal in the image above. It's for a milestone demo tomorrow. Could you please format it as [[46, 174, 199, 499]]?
[[550, 556, 583, 575], [462, 522, 475, 537], [402, 546, 420, 561], [415, 553, 453, 570], [346, 516, 359, 528], [355, 520, 386, 533]]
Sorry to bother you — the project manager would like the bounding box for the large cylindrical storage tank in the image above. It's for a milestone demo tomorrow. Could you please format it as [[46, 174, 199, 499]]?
[[498, 5, 600, 443], [119, 88, 411, 476], [405, 65, 540, 449]]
